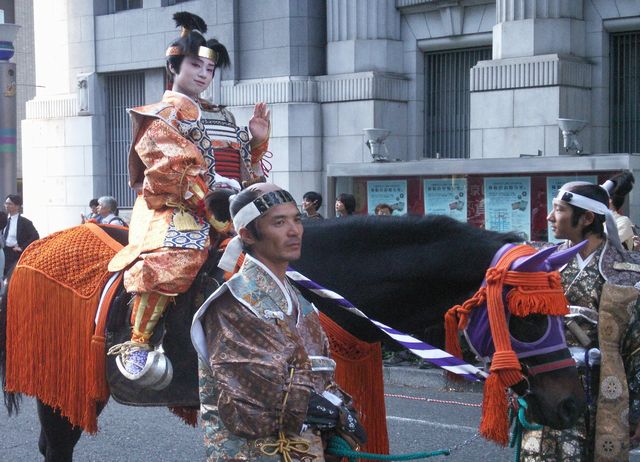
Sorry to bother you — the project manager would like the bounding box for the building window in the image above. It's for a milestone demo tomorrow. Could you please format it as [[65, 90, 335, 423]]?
[[162, 0, 193, 5], [109, 0, 142, 13], [424, 47, 491, 159], [105, 72, 145, 208], [611, 31, 640, 153]]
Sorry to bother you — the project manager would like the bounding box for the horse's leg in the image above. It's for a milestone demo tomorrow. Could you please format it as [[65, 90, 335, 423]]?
[[36, 400, 82, 462]]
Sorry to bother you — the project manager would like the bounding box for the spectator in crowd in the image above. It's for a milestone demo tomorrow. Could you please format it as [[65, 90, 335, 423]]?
[[301, 191, 323, 220], [602, 171, 637, 250], [3, 194, 39, 276], [335, 193, 356, 217], [97, 196, 127, 226], [81, 198, 101, 224], [374, 203, 393, 216]]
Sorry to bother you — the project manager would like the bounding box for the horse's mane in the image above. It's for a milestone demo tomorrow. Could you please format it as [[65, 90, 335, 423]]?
[[302, 214, 521, 250], [293, 214, 522, 342]]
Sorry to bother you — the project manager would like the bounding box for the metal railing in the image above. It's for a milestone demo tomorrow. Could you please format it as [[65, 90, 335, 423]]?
[[424, 46, 491, 159], [105, 72, 145, 208], [611, 31, 640, 154]]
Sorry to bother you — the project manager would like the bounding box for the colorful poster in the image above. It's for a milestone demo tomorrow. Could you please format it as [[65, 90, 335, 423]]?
[[367, 180, 407, 215], [423, 178, 467, 222], [484, 177, 531, 239], [546, 175, 597, 243]]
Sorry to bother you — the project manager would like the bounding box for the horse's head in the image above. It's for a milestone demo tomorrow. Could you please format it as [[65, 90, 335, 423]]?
[[445, 243, 586, 445]]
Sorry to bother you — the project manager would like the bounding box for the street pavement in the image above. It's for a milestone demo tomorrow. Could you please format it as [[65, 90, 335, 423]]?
[[1, 366, 638, 461]]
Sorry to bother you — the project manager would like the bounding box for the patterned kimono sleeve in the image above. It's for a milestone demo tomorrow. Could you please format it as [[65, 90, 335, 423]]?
[[205, 293, 313, 439], [135, 119, 208, 210], [622, 297, 640, 427]]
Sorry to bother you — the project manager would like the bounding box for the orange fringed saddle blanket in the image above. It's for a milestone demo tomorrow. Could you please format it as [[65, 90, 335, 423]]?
[[5, 223, 124, 433]]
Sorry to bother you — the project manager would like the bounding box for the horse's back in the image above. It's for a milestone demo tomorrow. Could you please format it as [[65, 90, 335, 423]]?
[[294, 215, 520, 340]]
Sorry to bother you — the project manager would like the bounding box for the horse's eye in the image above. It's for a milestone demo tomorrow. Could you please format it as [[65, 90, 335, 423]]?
[[509, 314, 549, 343]]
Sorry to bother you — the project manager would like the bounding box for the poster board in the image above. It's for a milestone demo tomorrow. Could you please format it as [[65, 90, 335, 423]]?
[[484, 177, 531, 239], [366, 180, 408, 215], [423, 178, 468, 222]]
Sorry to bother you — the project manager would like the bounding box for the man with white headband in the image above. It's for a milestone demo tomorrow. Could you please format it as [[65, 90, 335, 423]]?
[[191, 183, 366, 461], [521, 180, 640, 461]]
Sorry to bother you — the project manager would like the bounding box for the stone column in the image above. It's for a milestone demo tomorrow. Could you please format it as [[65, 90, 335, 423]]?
[[469, 0, 591, 158], [0, 23, 19, 199], [326, 0, 402, 74], [323, 0, 409, 175]]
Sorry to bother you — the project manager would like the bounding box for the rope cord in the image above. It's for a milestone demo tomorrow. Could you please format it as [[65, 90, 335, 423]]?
[[509, 397, 543, 462], [384, 392, 482, 408], [258, 367, 310, 461], [326, 435, 450, 461]]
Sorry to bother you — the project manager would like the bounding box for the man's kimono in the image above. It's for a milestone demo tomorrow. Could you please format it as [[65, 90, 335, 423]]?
[[191, 255, 348, 461]]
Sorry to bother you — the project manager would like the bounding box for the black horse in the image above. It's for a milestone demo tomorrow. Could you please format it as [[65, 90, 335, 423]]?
[[1, 216, 584, 461]]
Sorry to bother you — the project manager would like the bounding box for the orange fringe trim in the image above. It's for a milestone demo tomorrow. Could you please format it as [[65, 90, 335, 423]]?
[[320, 312, 389, 456], [169, 406, 199, 427], [5, 225, 123, 434], [88, 273, 124, 402]]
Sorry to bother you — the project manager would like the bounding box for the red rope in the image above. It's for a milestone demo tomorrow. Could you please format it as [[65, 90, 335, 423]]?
[[384, 393, 482, 408]]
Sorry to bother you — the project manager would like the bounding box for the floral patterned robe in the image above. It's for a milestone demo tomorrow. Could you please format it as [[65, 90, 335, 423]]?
[[191, 255, 348, 461]]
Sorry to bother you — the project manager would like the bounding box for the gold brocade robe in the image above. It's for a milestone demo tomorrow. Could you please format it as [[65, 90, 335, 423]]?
[[109, 91, 211, 274]]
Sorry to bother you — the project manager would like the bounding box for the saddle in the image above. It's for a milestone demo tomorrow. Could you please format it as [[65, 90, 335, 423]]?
[[104, 254, 223, 406]]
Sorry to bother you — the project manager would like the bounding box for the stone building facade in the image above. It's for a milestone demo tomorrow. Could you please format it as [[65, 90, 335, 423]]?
[[20, 0, 640, 235]]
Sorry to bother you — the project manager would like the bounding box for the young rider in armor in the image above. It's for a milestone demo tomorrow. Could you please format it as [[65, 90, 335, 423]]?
[[108, 12, 271, 384]]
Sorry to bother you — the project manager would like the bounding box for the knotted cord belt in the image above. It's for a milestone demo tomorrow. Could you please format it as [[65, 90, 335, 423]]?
[[258, 367, 311, 461]]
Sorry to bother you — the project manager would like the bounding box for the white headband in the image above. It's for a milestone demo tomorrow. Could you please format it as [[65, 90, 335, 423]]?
[[554, 188, 623, 252], [218, 189, 296, 272]]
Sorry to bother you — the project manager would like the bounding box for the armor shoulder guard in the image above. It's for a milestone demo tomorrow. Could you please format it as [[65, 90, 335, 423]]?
[[601, 242, 640, 286]]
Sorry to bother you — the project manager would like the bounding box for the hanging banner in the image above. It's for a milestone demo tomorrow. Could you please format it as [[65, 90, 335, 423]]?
[[546, 175, 597, 243], [484, 177, 531, 239], [423, 178, 468, 222], [367, 180, 407, 215]]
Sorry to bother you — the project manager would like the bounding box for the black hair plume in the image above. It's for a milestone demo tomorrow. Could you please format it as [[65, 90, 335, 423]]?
[[173, 12, 207, 34]]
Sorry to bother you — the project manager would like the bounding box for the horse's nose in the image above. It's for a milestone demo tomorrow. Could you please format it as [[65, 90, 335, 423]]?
[[558, 397, 584, 427]]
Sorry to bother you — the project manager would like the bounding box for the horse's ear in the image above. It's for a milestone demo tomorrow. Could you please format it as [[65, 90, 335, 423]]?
[[511, 246, 558, 272], [545, 240, 588, 271]]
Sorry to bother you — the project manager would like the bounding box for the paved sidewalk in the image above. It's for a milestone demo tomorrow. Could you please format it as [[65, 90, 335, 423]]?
[[385, 366, 640, 461]]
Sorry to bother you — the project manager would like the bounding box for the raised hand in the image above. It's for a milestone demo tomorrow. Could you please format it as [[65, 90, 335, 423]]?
[[249, 102, 270, 146]]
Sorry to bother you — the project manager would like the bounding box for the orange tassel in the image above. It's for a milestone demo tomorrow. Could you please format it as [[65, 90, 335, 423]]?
[[445, 308, 463, 359], [479, 374, 510, 446], [87, 335, 110, 402]]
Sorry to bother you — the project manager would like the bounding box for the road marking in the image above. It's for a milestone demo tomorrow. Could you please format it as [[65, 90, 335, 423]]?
[[387, 415, 477, 432]]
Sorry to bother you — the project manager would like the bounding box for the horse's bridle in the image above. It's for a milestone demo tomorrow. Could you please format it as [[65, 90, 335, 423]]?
[[509, 347, 577, 397]]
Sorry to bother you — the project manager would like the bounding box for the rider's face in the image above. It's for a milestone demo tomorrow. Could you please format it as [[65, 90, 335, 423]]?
[[171, 56, 215, 98], [242, 203, 303, 271]]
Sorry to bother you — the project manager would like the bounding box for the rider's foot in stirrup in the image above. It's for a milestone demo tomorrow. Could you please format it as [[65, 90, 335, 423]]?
[[118, 345, 150, 379]]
